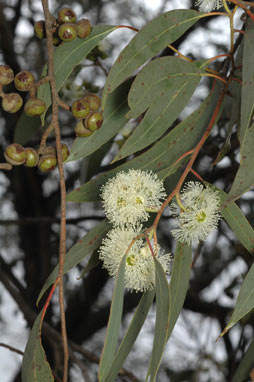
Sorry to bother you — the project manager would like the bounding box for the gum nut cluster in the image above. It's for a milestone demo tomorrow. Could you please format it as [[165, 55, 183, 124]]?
[[0, 65, 46, 116], [34, 7, 92, 45], [100, 169, 166, 227], [99, 226, 172, 292], [170, 182, 221, 245], [195, 0, 223, 12], [4, 143, 69, 171], [73, 93, 103, 137]]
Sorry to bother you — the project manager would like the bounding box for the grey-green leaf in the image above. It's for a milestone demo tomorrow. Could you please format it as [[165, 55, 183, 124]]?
[[220, 263, 254, 337], [98, 254, 126, 381], [231, 340, 254, 382], [238, 19, 254, 144], [21, 311, 54, 382], [37, 219, 110, 305], [216, 187, 254, 257], [114, 57, 202, 161], [146, 257, 170, 382], [104, 290, 155, 382], [228, 121, 254, 202], [167, 242, 192, 340], [102, 9, 200, 103]]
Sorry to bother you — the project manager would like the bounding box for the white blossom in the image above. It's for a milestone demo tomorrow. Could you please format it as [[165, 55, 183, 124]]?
[[170, 182, 221, 245], [99, 226, 172, 292], [195, 0, 223, 12], [100, 169, 166, 227]]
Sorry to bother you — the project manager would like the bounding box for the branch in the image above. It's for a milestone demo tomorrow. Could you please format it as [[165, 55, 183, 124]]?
[[41, 0, 69, 380]]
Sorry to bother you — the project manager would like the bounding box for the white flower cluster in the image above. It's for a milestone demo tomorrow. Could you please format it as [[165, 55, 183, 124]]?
[[100, 169, 171, 292], [170, 182, 221, 245], [100, 169, 166, 227], [99, 226, 171, 292], [195, 0, 223, 12]]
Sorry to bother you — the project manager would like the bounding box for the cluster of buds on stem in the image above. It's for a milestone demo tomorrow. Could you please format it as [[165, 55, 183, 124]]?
[[34, 7, 92, 46], [0, 65, 46, 116], [73, 93, 103, 137], [4, 143, 69, 172]]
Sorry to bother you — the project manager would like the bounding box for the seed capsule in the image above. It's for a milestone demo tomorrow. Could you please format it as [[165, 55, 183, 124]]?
[[38, 154, 57, 172], [2, 93, 23, 113], [0, 65, 14, 85], [24, 97, 46, 117], [58, 8, 77, 24], [74, 120, 93, 137], [4, 144, 26, 165], [85, 112, 103, 132], [14, 71, 35, 92], [76, 19, 92, 38], [82, 93, 101, 111], [34, 20, 46, 39], [61, 143, 70, 161], [24, 148, 39, 167], [71, 99, 90, 119], [58, 23, 77, 42]]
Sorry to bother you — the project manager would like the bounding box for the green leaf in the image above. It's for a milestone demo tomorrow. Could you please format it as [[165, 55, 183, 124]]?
[[102, 9, 200, 103], [216, 187, 254, 256], [67, 83, 222, 203], [37, 25, 117, 124], [127, 57, 203, 118], [114, 57, 202, 161], [230, 20, 254, 200], [98, 254, 126, 381], [238, 19, 254, 144], [21, 311, 54, 382], [228, 121, 254, 202], [37, 219, 109, 305], [232, 340, 254, 382], [146, 257, 170, 382], [77, 250, 101, 280], [104, 290, 155, 382], [167, 243, 192, 340], [67, 78, 131, 162], [220, 263, 254, 337], [14, 113, 41, 145]]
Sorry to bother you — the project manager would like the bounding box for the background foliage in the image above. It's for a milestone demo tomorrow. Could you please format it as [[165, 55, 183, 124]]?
[[1, 1, 254, 381]]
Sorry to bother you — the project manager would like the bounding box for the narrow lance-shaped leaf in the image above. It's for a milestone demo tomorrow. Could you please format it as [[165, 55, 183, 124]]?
[[104, 290, 155, 382], [114, 57, 203, 161], [21, 311, 54, 382], [220, 262, 254, 337], [98, 254, 126, 381], [228, 121, 254, 202], [67, 82, 223, 203], [102, 9, 200, 105], [231, 340, 254, 382], [146, 243, 192, 381], [146, 257, 170, 382], [77, 250, 101, 280], [167, 243, 192, 340], [37, 25, 117, 124], [238, 19, 254, 144], [37, 219, 110, 305], [214, 186, 254, 257]]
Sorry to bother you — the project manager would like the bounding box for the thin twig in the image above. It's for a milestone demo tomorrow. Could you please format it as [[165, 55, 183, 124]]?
[[41, 0, 69, 380], [0, 342, 23, 355]]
